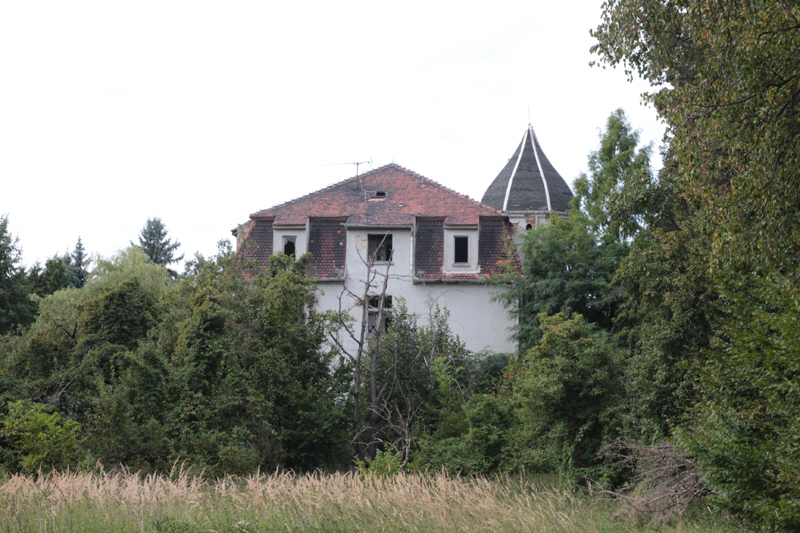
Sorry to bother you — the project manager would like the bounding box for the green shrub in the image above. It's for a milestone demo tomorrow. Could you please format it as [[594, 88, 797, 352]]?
[[354, 449, 405, 476], [2, 400, 89, 473]]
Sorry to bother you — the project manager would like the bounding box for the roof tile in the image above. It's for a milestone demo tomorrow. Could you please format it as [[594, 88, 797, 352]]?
[[252, 164, 502, 226]]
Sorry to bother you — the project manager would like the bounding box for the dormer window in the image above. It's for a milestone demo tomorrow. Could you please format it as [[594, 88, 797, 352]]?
[[454, 236, 469, 263], [368, 234, 393, 262], [283, 236, 296, 256]]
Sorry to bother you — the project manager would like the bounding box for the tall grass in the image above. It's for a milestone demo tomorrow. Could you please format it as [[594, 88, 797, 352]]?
[[0, 468, 743, 532]]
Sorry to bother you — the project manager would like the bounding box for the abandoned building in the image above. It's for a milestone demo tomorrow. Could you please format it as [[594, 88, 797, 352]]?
[[234, 124, 573, 353]]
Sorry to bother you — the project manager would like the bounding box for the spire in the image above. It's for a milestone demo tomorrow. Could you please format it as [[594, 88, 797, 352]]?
[[482, 124, 573, 214]]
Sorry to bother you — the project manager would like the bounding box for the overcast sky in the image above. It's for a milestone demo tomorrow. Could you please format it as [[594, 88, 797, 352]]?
[[2, 1, 665, 269]]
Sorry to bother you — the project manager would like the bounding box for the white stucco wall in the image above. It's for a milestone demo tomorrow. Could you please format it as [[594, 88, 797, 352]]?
[[316, 226, 516, 355]]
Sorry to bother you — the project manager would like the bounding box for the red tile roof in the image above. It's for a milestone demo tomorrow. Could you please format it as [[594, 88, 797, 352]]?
[[251, 164, 503, 226], [241, 164, 521, 280]]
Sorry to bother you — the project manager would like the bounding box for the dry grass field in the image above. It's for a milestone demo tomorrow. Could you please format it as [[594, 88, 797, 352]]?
[[0, 468, 744, 532]]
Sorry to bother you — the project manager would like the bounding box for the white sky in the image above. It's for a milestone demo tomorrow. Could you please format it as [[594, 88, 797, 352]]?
[[1, 1, 665, 270]]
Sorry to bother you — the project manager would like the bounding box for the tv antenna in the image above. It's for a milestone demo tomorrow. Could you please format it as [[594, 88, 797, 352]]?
[[324, 159, 374, 198], [324, 159, 372, 177]]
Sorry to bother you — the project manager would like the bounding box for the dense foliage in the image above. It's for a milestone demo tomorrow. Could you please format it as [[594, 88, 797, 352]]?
[[0, 246, 350, 476], [591, 1, 800, 528]]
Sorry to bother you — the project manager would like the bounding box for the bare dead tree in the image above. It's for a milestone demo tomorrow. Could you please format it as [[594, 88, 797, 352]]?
[[323, 234, 394, 461]]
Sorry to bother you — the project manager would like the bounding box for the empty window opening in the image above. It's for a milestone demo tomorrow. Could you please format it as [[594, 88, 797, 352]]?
[[373, 191, 386, 198], [367, 295, 392, 333], [526, 224, 533, 230], [454, 236, 469, 263], [283, 236, 296, 256], [368, 234, 393, 262]]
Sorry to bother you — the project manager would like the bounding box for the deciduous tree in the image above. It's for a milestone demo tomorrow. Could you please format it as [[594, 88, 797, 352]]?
[[593, 2, 800, 527]]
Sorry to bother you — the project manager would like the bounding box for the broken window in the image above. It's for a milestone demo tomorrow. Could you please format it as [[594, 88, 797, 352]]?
[[368, 233, 393, 262], [283, 236, 296, 256], [454, 236, 469, 263], [367, 295, 392, 333]]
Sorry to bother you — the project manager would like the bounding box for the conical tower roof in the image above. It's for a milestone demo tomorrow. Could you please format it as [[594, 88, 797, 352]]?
[[481, 124, 573, 214]]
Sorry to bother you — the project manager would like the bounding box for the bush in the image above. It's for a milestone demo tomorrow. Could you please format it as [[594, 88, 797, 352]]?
[[2, 401, 89, 473]]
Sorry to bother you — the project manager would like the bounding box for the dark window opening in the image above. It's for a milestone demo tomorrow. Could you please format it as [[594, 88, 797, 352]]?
[[283, 236, 296, 256], [454, 236, 469, 263], [368, 234, 393, 262], [373, 191, 386, 198], [526, 224, 532, 230], [368, 295, 392, 333]]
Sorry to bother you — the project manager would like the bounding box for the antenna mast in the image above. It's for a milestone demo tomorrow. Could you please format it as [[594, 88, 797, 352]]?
[[324, 159, 374, 198], [325, 159, 372, 176]]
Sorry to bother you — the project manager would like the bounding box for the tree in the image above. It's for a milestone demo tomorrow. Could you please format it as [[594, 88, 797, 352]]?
[[512, 313, 625, 483], [611, 151, 716, 440], [593, 2, 800, 527], [0, 243, 351, 475], [27, 255, 71, 297], [324, 236, 395, 462], [1, 401, 87, 474], [592, 1, 800, 273], [134, 218, 183, 277], [371, 301, 470, 464], [573, 109, 653, 242], [67, 237, 90, 289], [501, 213, 626, 352], [677, 276, 800, 530], [0, 215, 36, 334], [499, 110, 654, 352]]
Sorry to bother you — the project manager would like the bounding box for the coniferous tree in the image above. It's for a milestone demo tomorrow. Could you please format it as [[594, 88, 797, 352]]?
[[573, 109, 653, 242], [0, 215, 36, 333], [28, 255, 71, 297], [133, 218, 183, 277], [67, 237, 90, 289]]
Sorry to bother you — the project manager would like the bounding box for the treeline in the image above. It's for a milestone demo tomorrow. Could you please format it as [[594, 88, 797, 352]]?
[[0, 241, 348, 476]]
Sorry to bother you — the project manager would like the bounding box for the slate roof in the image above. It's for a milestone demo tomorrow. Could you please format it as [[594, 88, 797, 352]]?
[[241, 219, 273, 269], [410, 218, 519, 282], [479, 219, 520, 276], [414, 219, 444, 280], [308, 219, 347, 279], [481, 124, 573, 214], [251, 164, 502, 226]]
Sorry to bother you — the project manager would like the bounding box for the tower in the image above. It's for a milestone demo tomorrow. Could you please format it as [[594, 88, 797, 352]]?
[[481, 124, 573, 233]]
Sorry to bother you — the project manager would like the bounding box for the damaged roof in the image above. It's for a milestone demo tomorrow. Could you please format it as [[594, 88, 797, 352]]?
[[251, 163, 503, 226]]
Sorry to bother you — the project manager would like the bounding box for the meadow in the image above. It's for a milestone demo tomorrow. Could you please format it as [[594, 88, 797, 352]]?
[[0, 468, 744, 532]]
